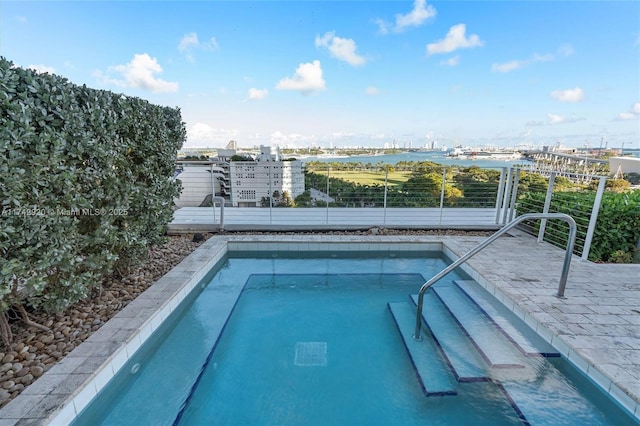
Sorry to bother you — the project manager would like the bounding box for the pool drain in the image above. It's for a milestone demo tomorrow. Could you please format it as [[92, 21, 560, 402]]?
[[294, 342, 327, 367]]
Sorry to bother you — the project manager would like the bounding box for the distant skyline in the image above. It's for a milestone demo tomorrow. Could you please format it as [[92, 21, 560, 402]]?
[[1, 1, 639, 149]]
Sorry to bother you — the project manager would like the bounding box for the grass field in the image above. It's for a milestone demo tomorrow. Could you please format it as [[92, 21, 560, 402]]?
[[311, 170, 412, 186]]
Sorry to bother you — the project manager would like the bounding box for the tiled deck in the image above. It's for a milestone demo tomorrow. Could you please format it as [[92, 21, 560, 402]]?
[[0, 231, 638, 424]]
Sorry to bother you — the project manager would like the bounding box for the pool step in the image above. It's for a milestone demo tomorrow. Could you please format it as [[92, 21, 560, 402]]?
[[409, 293, 488, 382], [387, 302, 457, 397], [454, 280, 559, 357], [431, 286, 526, 369], [498, 358, 623, 426], [399, 285, 622, 426]]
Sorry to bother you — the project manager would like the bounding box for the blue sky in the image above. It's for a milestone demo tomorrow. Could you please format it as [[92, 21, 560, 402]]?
[[1, 1, 639, 149]]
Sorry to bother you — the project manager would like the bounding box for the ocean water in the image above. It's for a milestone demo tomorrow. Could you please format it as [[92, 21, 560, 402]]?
[[302, 151, 528, 170], [304, 148, 640, 171]]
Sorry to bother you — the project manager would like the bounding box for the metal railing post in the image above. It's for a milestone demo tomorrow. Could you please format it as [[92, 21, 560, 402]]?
[[325, 166, 330, 225], [413, 213, 577, 340], [210, 163, 216, 223], [495, 168, 507, 225], [581, 176, 607, 260], [269, 163, 273, 224], [383, 167, 388, 224], [507, 168, 520, 222], [438, 167, 446, 225], [501, 168, 514, 225], [538, 171, 556, 242]]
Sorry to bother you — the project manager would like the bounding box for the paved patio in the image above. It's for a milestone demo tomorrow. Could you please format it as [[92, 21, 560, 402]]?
[[0, 230, 638, 424]]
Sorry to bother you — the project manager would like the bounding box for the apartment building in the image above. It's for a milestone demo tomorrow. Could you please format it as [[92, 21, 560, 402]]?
[[174, 145, 305, 207], [229, 146, 305, 207]]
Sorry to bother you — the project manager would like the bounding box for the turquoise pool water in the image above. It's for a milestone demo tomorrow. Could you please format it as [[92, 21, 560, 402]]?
[[73, 252, 638, 425]]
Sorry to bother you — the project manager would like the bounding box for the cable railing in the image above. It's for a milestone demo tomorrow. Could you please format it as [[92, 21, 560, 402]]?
[[174, 162, 607, 259]]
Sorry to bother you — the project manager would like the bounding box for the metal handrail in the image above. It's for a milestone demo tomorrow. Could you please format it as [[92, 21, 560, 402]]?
[[413, 213, 577, 340]]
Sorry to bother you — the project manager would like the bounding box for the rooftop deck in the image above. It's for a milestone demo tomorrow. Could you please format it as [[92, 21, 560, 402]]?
[[0, 223, 638, 424]]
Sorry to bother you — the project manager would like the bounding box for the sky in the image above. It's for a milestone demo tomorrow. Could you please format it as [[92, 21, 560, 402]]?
[[1, 1, 639, 150]]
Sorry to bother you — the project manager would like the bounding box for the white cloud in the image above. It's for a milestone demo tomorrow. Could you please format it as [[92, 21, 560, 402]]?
[[532, 53, 554, 62], [440, 56, 460, 66], [617, 102, 640, 120], [205, 36, 219, 50], [618, 112, 636, 120], [315, 32, 366, 66], [365, 86, 379, 95], [270, 131, 318, 145], [551, 87, 585, 102], [248, 88, 268, 100], [492, 46, 568, 73], [492, 60, 521, 73], [276, 60, 326, 94], [97, 53, 179, 93], [546, 113, 583, 125], [373, 18, 390, 35], [187, 122, 238, 144], [178, 32, 218, 62], [426, 24, 484, 55], [27, 64, 55, 74], [333, 131, 353, 138], [547, 113, 566, 124], [179, 32, 199, 52], [394, 0, 436, 32], [374, 0, 436, 34], [492, 53, 553, 72]]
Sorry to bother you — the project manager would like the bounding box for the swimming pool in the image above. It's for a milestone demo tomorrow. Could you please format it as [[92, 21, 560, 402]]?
[[71, 250, 637, 425]]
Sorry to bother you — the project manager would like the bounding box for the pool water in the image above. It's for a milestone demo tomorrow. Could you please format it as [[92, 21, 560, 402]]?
[[177, 273, 523, 425], [73, 252, 638, 425]]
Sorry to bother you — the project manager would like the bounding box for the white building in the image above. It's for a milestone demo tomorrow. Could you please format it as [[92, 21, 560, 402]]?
[[609, 156, 640, 176], [174, 162, 229, 208], [229, 146, 305, 207]]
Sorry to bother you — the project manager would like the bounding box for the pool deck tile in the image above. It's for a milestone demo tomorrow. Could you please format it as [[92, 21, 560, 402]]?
[[0, 231, 639, 424], [444, 230, 640, 420]]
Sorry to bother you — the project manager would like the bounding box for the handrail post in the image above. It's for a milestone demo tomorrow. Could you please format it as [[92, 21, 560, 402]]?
[[581, 176, 606, 260], [494, 168, 507, 225], [538, 172, 556, 242], [413, 213, 576, 340], [438, 167, 446, 225]]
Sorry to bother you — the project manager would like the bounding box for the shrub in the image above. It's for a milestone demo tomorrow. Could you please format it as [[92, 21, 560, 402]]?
[[0, 58, 185, 345], [517, 187, 640, 263]]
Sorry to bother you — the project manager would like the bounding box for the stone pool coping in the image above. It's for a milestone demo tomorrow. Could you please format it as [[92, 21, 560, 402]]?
[[0, 232, 638, 424]]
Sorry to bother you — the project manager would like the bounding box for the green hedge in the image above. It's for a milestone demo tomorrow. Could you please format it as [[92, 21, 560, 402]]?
[[517, 190, 640, 263], [0, 58, 185, 320], [590, 190, 640, 262]]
